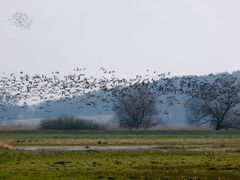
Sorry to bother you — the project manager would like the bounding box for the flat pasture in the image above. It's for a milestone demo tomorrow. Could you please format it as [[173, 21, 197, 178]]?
[[0, 130, 240, 179], [1, 130, 240, 147]]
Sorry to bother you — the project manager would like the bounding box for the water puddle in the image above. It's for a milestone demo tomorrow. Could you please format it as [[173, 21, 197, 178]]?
[[16, 145, 180, 151]]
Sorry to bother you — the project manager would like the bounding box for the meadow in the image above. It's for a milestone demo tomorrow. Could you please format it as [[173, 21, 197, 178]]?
[[0, 130, 240, 179]]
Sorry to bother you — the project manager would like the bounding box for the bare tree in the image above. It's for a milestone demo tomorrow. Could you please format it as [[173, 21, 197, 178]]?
[[113, 84, 157, 129], [183, 73, 240, 130]]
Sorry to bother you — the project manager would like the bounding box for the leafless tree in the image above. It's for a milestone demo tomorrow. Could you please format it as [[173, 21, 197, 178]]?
[[183, 74, 240, 130], [113, 83, 157, 129]]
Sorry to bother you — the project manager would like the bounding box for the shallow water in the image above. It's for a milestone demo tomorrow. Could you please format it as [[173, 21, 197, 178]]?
[[16, 145, 180, 151]]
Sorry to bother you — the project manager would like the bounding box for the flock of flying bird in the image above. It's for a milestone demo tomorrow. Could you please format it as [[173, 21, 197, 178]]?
[[4, 12, 239, 123], [0, 68, 178, 120], [1, 67, 234, 121], [9, 12, 33, 30], [2, 11, 218, 121]]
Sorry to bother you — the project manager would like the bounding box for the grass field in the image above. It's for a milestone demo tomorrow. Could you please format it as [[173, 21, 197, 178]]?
[[1, 130, 240, 147], [0, 130, 240, 179]]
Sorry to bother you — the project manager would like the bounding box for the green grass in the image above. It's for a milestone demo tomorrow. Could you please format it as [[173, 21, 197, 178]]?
[[0, 130, 240, 179], [0, 150, 240, 179], [0, 130, 240, 147]]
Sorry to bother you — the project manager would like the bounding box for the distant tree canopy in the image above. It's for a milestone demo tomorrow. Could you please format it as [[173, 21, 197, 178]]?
[[113, 83, 157, 129], [182, 74, 240, 130]]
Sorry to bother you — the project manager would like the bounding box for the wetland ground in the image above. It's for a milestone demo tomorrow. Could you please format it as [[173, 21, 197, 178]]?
[[0, 130, 240, 179]]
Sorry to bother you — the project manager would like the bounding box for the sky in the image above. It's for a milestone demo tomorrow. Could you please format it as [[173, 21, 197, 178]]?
[[1, 0, 240, 78]]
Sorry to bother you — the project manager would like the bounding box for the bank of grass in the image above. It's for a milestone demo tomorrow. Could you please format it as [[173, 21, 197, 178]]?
[[0, 125, 35, 131], [0, 130, 240, 147], [0, 141, 15, 150], [0, 150, 240, 179]]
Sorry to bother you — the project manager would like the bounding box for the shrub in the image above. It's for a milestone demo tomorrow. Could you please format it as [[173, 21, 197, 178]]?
[[39, 116, 104, 130]]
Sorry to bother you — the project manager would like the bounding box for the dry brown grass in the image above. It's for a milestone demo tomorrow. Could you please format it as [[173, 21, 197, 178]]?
[[150, 125, 212, 131], [0, 139, 15, 150], [187, 146, 240, 152], [0, 143, 15, 150], [0, 124, 212, 131], [0, 125, 36, 131], [9, 136, 240, 147]]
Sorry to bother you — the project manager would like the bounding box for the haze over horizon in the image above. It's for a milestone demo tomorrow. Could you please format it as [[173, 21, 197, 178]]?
[[1, 0, 240, 78]]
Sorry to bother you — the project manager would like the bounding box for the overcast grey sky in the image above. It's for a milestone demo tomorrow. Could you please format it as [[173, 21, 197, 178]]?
[[1, 0, 240, 78]]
